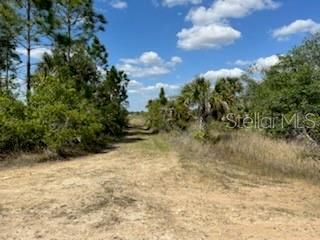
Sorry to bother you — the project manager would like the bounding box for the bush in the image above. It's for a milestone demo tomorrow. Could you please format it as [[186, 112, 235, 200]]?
[[146, 98, 191, 132], [145, 100, 167, 132], [98, 102, 128, 136], [0, 93, 43, 152], [28, 76, 104, 154]]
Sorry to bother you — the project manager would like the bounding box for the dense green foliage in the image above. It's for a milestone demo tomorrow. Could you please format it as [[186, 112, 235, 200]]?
[[0, 0, 130, 155], [147, 34, 320, 144], [96, 66, 129, 136], [3, 0, 320, 155], [146, 77, 241, 135], [0, 93, 30, 152], [146, 88, 191, 132], [247, 34, 320, 141]]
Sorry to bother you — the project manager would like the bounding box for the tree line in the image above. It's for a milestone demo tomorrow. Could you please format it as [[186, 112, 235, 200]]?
[[146, 33, 320, 143], [0, 0, 130, 155]]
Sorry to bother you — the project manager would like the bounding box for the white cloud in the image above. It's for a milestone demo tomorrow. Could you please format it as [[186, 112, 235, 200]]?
[[139, 51, 163, 65], [162, 0, 202, 7], [128, 80, 143, 88], [231, 59, 253, 66], [118, 51, 182, 78], [273, 19, 320, 40], [177, 0, 280, 50], [141, 82, 180, 91], [16, 47, 52, 59], [200, 68, 245, 83], [230, 55, 280, 71], [177, 24, 241, 50], [170, 56, 183, 64], [110, 0, 128, 9], [128, 80, 180, 92], [251, 55, 280, 71], [128, 80, 180, 111], [120, 64, 170, 78], [186, 0, 280, 26]]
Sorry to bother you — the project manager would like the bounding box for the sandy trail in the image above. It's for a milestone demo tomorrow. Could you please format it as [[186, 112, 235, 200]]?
[[1, 128, 320, 240]]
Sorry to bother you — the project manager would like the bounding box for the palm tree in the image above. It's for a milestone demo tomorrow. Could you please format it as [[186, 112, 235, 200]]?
[[210, 91, 229, 121], [215, 77, 243, 106], [211, 77, 243, 121], [181, 77, 212, 133], [181, 77, 243, 133]]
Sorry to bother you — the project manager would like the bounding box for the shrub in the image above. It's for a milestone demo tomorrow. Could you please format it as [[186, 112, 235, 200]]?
[[145, 100, 167, 132], [0, 93, 43, 152], [28, 76, 104, 154], [146, 98, 191, 132]]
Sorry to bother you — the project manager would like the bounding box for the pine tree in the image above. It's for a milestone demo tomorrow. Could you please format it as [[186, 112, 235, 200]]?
[[89, 36, 108, 72], [96, 66, 130, 135], [159, 87, 168, 105], [13, 0, 54, 97], [0, 1, 21, 93], [53, 0, 106, 64]]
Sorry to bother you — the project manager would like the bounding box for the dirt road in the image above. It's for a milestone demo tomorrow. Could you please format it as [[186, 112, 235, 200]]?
[[1, 128, 320, 240]]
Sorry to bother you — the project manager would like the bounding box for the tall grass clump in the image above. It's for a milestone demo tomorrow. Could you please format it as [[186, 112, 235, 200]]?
[[174, 123, 320, 183]]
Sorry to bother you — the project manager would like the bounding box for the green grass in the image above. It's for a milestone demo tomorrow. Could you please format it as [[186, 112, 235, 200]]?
[[133, 134, 171, 155]]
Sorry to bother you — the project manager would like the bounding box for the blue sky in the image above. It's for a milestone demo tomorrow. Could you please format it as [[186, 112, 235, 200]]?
[[20, 0, 320, 111]]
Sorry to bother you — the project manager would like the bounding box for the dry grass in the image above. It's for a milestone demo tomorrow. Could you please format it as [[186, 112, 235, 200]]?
[[2, 124, 320, 239], [0, 151, 59, 169], [173, 128, 320, 183], [128, 113, 147, 127]]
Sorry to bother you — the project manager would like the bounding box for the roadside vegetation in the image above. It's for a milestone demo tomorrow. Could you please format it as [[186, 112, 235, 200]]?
[[1, 1, 320, 184], [0, 0, 129, 163], [172, 125, 320, 184], [2, 2, 320, 239], [145, 33, 320, 183]]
